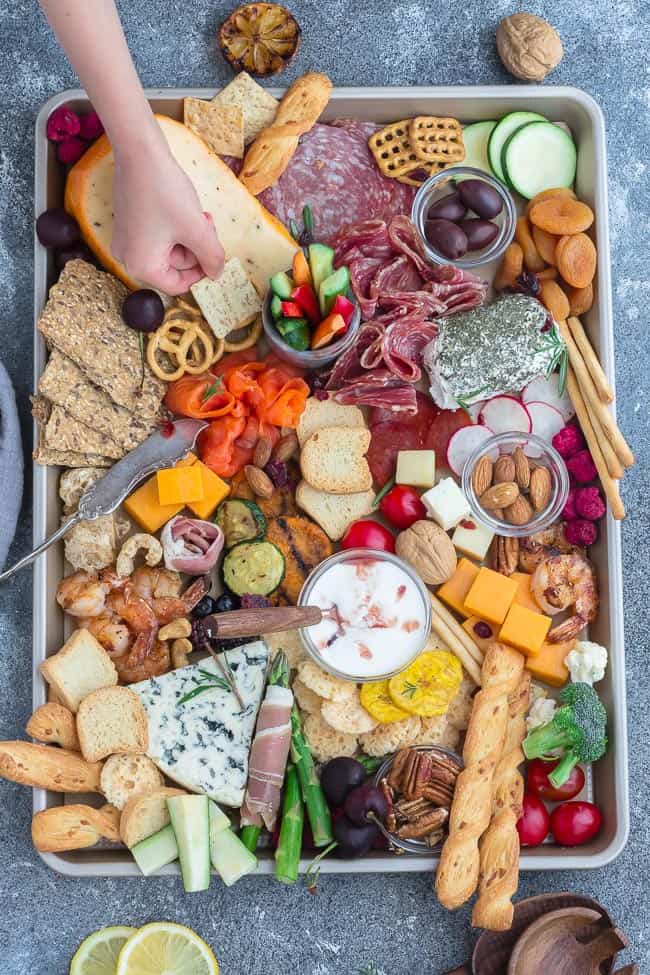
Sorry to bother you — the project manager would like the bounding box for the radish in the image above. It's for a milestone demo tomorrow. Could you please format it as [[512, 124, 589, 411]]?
[[467, 400, 488, 423], [479, 395, 532, 435], [525, 401, 565, 454], [447, 425, 498, 476], [522, 375, 574, 421]]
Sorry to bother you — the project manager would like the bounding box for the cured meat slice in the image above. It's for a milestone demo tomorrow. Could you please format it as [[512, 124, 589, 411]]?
[[382, 319, 438, 383], [334, 380, 417, 416], [332, 219, 394, 266], [239, 684, 293, 831]]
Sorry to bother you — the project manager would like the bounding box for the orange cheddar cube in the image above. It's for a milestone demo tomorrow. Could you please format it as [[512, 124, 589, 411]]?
[[437, 558, 480, 617], [462, 616, 498, 655], [498, 603, 551, 656], [187, 461, 230, 520], [511, 571, 543, 614], [526, 638, 576, 687], [157, 465, 204, 506], [463, 566, 517, 625], [124, 479, 184, 533]]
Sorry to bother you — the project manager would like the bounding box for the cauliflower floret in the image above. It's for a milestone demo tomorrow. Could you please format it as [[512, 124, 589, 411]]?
[[565, 640, 608, 686], [526, 696, 557, 735]]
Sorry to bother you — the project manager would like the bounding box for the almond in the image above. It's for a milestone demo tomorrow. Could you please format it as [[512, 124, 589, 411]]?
[[512, 446, 531, 490], [272, 432, 299, 463], [529, 466, 553, 511], [253, 436, 273, 468], [504, 494, 533, 526], [479, 481, 519, 511], [244, 464, 274, 499], [493, 455, 516, 484], [471, 456, 493, 496]]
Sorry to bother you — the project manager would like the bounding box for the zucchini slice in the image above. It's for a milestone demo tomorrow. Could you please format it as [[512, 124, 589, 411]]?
[[216, 498, 266, 548], [460, 120, 497, 176], [502, 122, 577, 199], [487, 111, 547, 183], [222, 540, 286, 596]]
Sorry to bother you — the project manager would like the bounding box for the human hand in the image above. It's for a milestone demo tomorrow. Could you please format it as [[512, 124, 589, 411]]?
[[111, 142, 225, 294]]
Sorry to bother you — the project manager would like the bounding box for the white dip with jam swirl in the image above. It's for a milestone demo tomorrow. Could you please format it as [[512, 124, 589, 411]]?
[[304, 554, 428, 679]]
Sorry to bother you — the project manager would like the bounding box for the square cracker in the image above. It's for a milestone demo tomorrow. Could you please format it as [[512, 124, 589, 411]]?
[[213, 72, 278, 145], [184, 97, 245, 158], [32, 395, 124, 460], [190, 258, 262, 340]]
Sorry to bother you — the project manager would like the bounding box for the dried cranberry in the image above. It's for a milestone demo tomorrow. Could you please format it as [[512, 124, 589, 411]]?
[[313, 387, 329, 401], [46, 106, 80, 142], [516, 271, 541, 297], [265, 459, 289, 488], [159, 419, 175, 438], [56, 137, 87, 165], [473, 621, 494, 639], [459, 518, 476, 530], [240, 594, 271, 609], [78, 110, 104, 141]]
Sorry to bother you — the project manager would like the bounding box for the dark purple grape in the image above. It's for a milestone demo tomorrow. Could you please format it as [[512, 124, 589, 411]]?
[[343, 784, 389, 827], [122, 289, 165, 332], [320, 757, 367, 806], [424, 218, 468, 260], [36, 208, 80, 249], [458, 218, 499, 252], [333, 815, 379, 858], [55, 243, 94, 270], [457, 179, 503, 219], [427, 191, 467, 223]]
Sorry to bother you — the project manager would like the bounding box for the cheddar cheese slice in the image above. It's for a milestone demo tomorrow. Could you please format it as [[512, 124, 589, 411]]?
[[64, 115, 299, 293]]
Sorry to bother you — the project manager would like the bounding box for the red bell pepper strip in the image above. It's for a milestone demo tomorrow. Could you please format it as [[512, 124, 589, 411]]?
[[330, 294, 355, 326], [291, 284, 320, 324], [281, 300, 304, 319]]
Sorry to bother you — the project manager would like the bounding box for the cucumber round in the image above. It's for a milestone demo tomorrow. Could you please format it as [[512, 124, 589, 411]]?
[[223, 540, 286, 596], [216, 498, 266, 548], [461, 121, 498, 175], [502, 122, 577, 199], [487, 111, 547, 183]]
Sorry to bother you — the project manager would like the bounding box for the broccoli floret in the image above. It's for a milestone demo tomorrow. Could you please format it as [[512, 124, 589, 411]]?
[[522, 682, 607, 788]]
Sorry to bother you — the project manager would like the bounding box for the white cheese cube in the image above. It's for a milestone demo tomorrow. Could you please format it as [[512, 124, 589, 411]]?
[[421, 477, 470, 531], [452, 517, 494, 561], [395, 450, 436, 488]]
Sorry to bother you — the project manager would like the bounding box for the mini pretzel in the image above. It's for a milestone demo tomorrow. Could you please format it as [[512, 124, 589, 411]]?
[[223, 314, 263, 352], [172, 301, 225, 366]]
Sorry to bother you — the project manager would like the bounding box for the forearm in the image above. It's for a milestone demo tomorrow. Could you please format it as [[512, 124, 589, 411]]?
[[38, 0, 165, 160]]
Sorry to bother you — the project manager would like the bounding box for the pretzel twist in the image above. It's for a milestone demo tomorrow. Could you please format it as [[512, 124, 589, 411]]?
[[434, 642, 524, 910]]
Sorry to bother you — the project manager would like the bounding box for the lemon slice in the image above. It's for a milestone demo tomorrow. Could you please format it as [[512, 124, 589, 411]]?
[[70, 926, 137, 975], [116, 922, 219, 975], [388, 651, 463, 717]]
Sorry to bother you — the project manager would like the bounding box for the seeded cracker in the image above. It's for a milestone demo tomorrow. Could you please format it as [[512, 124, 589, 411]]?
[[212, 72, 279, 146], [183, 98, 245, 159], [303, 712, 358, 764], [37, 260, 166, 418], [32, 396, 124, 460], [296, 660, 357, 703], [191, 258, 262, 340]]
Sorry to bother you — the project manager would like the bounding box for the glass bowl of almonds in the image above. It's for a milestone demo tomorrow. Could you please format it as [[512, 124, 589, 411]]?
[[461, 431, 570, 538]]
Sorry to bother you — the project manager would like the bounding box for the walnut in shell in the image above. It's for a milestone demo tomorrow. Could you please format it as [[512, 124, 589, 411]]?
[[395, 520, 457, 585], [496, 13, 564, 82]]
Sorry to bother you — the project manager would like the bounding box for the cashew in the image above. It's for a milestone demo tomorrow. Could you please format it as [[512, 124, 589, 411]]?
[[159, 618, 192, 641], [116, 533, 163, 578], [171, 638, 192, 669]]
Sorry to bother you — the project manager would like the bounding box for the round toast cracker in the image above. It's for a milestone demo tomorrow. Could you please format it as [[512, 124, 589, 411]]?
[[266, 629, 306, 670], [321, 691, 378, 735], [358, 714, 421, 757], [292, 677, 322, 715], [303, 712, 358, 764], [297, 660, 357, 702]]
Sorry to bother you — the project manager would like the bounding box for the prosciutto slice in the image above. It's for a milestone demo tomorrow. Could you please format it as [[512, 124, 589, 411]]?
[[160, 516, 223, 575], [239, 684, 294, 831]]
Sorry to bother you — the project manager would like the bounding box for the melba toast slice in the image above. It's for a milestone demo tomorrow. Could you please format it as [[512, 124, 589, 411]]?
[[300, 426, 372, 494]]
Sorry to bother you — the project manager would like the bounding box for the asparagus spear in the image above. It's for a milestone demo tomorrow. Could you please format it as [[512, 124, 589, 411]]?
[[274, 763, 303, 884], [239, 824, 261, 853], [290, 705, 333, 847]]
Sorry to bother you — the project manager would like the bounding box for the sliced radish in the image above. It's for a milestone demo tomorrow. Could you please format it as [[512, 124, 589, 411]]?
[[467, 400, 488, 424], [522, 375, 574, 421], [525, 401, 565, 453], [447, 425, 498, 476], [479, 395, 532, 435]]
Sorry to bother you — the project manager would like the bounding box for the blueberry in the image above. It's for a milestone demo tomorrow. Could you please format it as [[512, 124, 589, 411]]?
[[192, 595, 217, 619], [214, 591, 241, 613]]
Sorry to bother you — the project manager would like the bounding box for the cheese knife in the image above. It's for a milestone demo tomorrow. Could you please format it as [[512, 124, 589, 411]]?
[[0, 418, 207, 583], [198, 605, 323, 641]]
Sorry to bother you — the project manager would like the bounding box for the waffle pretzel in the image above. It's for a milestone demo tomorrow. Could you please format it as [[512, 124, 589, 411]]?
[[409, 116, 465, 163], [434, 642, 524, 911], [472, 671, 531, 931], [368, 119, 422, 179], [396, 159, 450, 186]]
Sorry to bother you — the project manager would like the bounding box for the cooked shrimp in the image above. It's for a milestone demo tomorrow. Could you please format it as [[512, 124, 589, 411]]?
[[531, 553, 598, 643], [518, 523, 582, 574], [81, 614, 131, 657], [151, 575, 210, 624], [56, 571, 110, 618], [131, 566, 182, 602], [113, 640, 171, 684]]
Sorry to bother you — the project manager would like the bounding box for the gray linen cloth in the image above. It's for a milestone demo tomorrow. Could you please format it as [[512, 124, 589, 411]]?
[[0, 360, 23, 568]]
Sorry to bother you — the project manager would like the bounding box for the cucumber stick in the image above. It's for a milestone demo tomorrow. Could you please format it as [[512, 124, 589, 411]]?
[[131, 824, 178, 877], [488, 111, 547, 182], [209, 801, 257, 886], [167, 795, 211, 893], [502, 122, 577, 199]]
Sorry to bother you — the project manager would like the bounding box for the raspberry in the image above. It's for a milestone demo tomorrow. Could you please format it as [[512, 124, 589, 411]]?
[[565, 518, 598, 547], [575, 486, 606, 521], [562, 487, 578, 520], [552, 424, 585, 459], [78, 110, 104, 141], [46, 106, 80, 142], [567, 449, 598, 483], [56, 138, 87, 165]]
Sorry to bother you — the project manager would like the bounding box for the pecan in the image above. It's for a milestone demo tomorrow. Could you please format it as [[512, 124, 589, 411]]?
[[494, 535, 519, 575], [426, 751, 463, 777], [394, 796, 434, 819], [403, 750, 422, 799], [421, 783, 455, 807], [396, 807, 448, 839], [388, 748, 411, 790], [423, 827, 444, 848]]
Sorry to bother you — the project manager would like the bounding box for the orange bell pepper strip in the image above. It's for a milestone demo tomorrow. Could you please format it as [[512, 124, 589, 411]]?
[[311, 312, 347, 350], [164, 374, 236, 419], [292, 250, 312, 287]]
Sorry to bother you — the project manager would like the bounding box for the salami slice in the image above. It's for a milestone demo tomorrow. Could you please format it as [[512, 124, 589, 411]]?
[[367, 392, 439, 485]]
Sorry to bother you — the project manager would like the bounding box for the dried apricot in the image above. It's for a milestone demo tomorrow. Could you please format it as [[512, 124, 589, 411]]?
[[537, 266, 558, 281], [529, 198, 594, 235], [531, 225, 559, 266], [494, 242, 523, 291], [540, 279, 570, 322], [525, 186, 576, 217], [564, 280, 594, 316], [515, 216, 545, 272], [555, 232, 597, 288]]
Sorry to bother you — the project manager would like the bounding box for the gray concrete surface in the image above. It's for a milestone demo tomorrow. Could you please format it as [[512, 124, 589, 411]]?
[[0, 1, 648, 972]]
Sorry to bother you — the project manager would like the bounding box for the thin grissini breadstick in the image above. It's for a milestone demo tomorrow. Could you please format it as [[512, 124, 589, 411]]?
[[558, 319, 634, 468], [429, 592, 484, 665], [472, 671, 531, 931], [435, 643, 525, 910], [567, 316, 614, 404], [0, 741, 102, 793], [584, 395, 624, 480], [429, 610, 483, 686], [566, 369, 626, 520]]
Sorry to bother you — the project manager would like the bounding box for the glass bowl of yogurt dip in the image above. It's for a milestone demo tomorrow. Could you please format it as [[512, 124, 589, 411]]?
[[297, 549, 432, 683]]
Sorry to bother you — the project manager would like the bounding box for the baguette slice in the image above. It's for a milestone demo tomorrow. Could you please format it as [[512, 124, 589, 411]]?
[[120, 786, 187, 849], [296, 395, 365, 446], [27, 703, 80, 751], [77, 687, 148, 764], [300, 426, 372, 494], [32, 803, 120, 853], [40, 628, 118, 714], [296, 480, 375, 540], [0, 741, 102, 793], [100, 754, 165, 811]]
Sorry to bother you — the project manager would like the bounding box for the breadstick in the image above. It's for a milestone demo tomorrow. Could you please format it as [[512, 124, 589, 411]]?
[[239, 72, 333, 195], [584, 395, 624, 480], [32, 803, 120, 852], [26, 703, 80, 752], [472, 671, 531, 931], [429, 611, 483, 686], [0, 741, 102, 793], [558, 320, 634, 468], [429, 592, 484, 665], [566, 369, 626, 520], [567, 316, 614, 404], [435, 643, 525, 910]]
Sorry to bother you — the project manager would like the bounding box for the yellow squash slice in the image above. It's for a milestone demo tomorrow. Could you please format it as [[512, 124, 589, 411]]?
[[360, 680, 410, 725], [388, 651, 462, 718]]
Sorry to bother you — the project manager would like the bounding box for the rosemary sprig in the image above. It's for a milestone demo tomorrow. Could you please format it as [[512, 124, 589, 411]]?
[[302, 205, 314, 237], [139, 332, 145, 389], [178, 669, 230, 705], [456, 384, 490, 415], [201, 376, 223, 403], [401, 680, 418, 700], [372, 476, 395, 508]]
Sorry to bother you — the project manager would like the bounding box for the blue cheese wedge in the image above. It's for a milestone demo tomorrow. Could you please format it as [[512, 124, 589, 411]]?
[[132, 643, 268, 807]]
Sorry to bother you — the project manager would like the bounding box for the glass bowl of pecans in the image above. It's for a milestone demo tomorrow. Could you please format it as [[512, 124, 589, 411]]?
[[373, 745, 463, 854], [461, 431, 570, 538]]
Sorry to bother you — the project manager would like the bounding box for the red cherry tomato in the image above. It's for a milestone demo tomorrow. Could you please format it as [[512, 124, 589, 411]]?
[[341, 519, 395, 553], [551, 801, 602, 847], [526, 758, 585, 802], [379, 485, 427, 529], [516, 792, 550, 847]]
